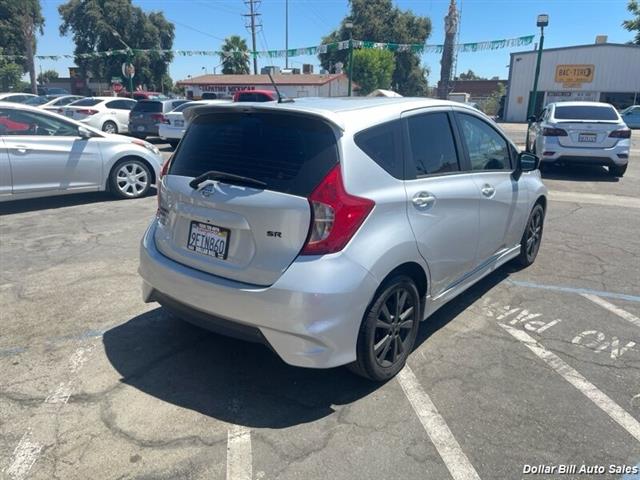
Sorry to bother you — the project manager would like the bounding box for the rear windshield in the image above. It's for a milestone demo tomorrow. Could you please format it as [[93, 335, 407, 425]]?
[[169, 112, 339, 197], [554, 105, 619, 121], [172, 102, 204, 113], [25, 97, 48, 106], [132, 101, 162, 113], [70, 98, 101, 107]]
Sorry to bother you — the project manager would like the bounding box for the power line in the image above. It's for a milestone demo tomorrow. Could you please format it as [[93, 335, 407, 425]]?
[[168, 18, 226, 42]]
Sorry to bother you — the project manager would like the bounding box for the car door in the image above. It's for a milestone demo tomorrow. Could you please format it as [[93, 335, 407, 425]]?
[[401, 108, 481, 296], [0, 107, 102, 194], [454, 110, 529, 266], [105, 99, 135, 132], [622, 107, 640, 128]]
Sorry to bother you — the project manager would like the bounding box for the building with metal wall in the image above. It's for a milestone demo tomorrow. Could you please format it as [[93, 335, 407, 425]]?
[[504, 42, 640, 122]]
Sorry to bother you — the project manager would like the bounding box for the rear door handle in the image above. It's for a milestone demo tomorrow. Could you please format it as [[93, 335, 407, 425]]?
[[412, 191, 436, 209], [480, 184, 495, 198]]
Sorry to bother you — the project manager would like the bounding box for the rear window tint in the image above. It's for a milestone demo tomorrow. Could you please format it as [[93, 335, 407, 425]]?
[[70, 98, 101, 107], [354, 121, 402, 179], [169, 112, 339, 197], [554, 105, 619, 121], [132, 101, 162, 113]]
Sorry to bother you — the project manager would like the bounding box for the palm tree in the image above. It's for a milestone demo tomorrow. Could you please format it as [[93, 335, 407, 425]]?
[[220, 36, 250, 74]]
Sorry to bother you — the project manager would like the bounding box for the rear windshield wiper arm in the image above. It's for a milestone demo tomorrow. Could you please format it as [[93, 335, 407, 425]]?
[[189, 170, 267, 190]]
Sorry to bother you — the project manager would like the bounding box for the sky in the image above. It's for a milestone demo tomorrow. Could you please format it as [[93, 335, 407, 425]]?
[[34, 0, 636, 84]]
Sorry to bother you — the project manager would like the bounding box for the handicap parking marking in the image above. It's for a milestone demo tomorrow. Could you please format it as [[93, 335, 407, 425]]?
[[498, 323, 640, 443], [397, 365, 481, 480]]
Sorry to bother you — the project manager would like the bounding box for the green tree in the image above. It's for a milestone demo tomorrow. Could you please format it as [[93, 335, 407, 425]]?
[[0, 53, 23, 91], [351, 49, 395, 95], [219, 36, 250, 74], [58, 0, 175, 93], [0, 0, 44, 93], [319, 0, 431, 96], [37, 69, 59, 84], [623, 0, 640, 44], [456, 69, 485, 81], [478, 83, 506, 116]]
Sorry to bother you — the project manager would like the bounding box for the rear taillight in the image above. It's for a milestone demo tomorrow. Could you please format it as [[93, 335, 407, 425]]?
[[609, 129, 631, 138], [301, 165, 374, 255], [77, 109, 98, 115], [542, 127, 568, 137], [151, 113, 166, 123], [160, 157, 171, 178], [156, 157, 172, 224]]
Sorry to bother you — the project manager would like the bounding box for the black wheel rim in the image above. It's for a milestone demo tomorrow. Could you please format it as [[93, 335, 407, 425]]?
[[525, 209, 543, 259], [372, 287, 416, 368]]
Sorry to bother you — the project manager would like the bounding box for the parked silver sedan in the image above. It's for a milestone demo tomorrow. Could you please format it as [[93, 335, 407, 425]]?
[[0, 101, 163, 201], [139, 97, 547, 381]]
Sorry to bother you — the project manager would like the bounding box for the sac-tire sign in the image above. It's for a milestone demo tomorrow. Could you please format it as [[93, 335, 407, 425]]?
[[555, 64, 594, 88]]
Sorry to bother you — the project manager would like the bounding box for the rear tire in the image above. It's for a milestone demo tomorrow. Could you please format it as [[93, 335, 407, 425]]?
[[348, 275, 420, 382], [609, 164, 627, 177], [515, 203, 545, 267], [109, 158, 152, 199], [102, 121, 117, 134]]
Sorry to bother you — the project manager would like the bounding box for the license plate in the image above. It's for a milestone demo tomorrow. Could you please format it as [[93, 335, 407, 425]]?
[[578, 133, 597, 143], [137, 125, 145, 132], [187, 221, 230, 260], [174, 120, 184, 127]]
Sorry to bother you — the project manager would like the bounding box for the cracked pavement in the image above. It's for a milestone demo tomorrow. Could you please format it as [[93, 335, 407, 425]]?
[[1, 126, 639, 479]]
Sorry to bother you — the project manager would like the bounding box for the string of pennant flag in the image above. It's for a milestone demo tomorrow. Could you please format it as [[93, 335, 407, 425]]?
[[0, 35, 534, 61]]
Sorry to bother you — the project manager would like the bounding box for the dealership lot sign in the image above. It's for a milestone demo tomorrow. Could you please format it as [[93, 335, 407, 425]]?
[[555, 64, 595, 88]]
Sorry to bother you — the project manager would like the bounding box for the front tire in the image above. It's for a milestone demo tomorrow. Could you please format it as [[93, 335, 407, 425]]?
[[349, 275, 420, 382], [516, 203, 545, 267], [102, 120, 118, 134], [109, 158, 152, 199], [609, 164, 627, 177]]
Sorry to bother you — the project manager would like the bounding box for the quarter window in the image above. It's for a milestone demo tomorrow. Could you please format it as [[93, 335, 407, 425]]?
[[457, 114, 511, 171], [406, 112, 460, 177], [354, 121, 402, 179], [106, 100, 135, 110]]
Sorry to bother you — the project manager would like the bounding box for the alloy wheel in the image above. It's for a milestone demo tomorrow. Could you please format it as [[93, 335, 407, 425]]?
[[115, 162, 148, 198], [372, 286, 417, 368], [103, 122, 117, 134], [525, 208, 543, 260]]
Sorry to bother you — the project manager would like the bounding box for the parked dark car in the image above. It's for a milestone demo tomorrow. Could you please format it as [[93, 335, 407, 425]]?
[[128, 99, 189, 138]]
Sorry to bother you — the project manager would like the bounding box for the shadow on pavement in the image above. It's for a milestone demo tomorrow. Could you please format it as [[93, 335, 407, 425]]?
[[0, 192, 114, 215], [103, 268, 510, 429], [540, 163, 618, 183]]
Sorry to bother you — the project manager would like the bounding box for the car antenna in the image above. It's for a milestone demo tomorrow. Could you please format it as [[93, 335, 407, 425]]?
[[267, 71, 294, 103]]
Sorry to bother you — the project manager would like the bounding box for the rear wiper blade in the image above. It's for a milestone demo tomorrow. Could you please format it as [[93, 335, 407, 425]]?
[[189, 170, 267, 190]]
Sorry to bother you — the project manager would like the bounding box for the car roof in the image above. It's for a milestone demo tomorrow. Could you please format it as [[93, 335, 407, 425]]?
[[185, 97, 476, 132]]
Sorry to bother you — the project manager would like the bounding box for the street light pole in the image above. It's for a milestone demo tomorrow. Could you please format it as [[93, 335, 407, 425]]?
[[112, 30, 134, 98], [528, 14, 549, 119], [345, 20, 353, 97]]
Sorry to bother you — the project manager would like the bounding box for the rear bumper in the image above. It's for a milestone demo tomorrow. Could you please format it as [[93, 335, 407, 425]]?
[[539, 139, 629, 166], [158, 124, 185, 140], [138, 220, 379, 369], [129, 123, 159, 136]]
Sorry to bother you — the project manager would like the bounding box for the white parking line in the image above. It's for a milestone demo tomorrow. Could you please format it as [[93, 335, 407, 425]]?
[[581, 294, 640, 329], [3, 430, 42, 480], [499, 323, 640, 443], [397, 365, 481, 480], [227, 425, 252, 480]]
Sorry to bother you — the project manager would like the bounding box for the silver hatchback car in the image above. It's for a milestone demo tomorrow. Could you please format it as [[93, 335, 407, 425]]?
[[139, 97, 547, 381]]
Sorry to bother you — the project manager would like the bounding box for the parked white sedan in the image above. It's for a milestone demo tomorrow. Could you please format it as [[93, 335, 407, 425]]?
[[0, 102, 163, 201], [61, 97, 137, 134], [159, 99, 231, 147], [24, 94, 84, 112]]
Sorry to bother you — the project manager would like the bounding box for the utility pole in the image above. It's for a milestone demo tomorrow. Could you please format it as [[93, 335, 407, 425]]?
[[285, 0, 289, 69], [243, 0, 261, 74], [438, 0, 458, 99]]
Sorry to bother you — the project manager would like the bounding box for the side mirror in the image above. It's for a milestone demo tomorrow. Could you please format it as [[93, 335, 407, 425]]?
[[527, 115, 537, 123], [78, 126, 94, 139], [513, 151, 540, 180]]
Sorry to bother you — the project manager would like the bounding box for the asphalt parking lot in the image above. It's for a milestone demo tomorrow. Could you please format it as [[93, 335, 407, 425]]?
[[1, 124, 639, 480]]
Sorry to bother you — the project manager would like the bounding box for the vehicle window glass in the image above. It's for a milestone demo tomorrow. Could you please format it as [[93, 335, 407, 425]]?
[[554, 105, 618, 121], [457, 113, 511, 171], [25, 96, 48, 106], [106, 100, 134, 110], [56, 97, 80, 106], [70, 98, 101, 107], [0, 108, 78, 136], [407, 112, 460, 176], [171, 100, 188, 110], [132, 101, 162, 113], [354, 121, 402, 179], [170, 112, 338, 197], [237, 93, 257, 102], [172, 102, 204, 113]]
